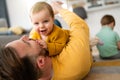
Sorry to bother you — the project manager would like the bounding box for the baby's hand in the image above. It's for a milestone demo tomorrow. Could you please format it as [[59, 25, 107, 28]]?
[[98, 39, 104, 46], [37, 40, 48, 49], [90, 36, 104, 47], [94, 37, 104, 46]]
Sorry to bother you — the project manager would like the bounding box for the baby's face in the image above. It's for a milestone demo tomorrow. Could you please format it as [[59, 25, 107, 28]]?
[[31, 9, 54, 36]]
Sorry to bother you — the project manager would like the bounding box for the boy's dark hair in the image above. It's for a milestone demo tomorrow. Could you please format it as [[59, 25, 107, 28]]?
[[0, 47, 42, 80], [101, 15, 115, 26]]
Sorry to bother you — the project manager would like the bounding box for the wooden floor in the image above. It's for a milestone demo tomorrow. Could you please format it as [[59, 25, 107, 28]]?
[[83, 46, 120, 80], [83, 57, 120, 80], [84, 73, 120, 80]]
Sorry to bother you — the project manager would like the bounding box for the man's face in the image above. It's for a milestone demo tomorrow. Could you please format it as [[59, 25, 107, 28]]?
[[6, 35, 53, 79], [6, 35, 43, 58]]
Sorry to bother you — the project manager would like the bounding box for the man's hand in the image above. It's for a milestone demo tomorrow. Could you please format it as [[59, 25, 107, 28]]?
[[51, 1, 63, 14]]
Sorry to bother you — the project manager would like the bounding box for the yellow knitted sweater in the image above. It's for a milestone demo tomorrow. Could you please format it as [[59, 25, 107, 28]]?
[[51, 9, 92, 80]]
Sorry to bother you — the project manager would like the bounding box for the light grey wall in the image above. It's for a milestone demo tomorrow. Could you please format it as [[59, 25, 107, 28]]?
[[6, 0, 120, 37], [6, 0, 31, 30]]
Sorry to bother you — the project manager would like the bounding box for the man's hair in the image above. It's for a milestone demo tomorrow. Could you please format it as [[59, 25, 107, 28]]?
[[101, 14, 115, 26], [0, 47, 42, 80], [30, 2, 54, 18]]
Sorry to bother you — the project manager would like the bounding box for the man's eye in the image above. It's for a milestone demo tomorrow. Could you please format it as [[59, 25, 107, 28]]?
[[29, 38, 36, 41]]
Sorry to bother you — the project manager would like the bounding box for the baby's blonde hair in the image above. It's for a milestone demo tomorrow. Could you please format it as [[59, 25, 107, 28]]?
[[30, 2, 54, 18]]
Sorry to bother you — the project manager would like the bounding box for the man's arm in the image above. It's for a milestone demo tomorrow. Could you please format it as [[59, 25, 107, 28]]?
[[51, 1, 92, 79], [51, 1, 90, 49]]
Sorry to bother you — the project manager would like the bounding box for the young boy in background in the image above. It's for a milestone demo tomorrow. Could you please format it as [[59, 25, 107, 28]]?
[[96, 14, 120, 59]]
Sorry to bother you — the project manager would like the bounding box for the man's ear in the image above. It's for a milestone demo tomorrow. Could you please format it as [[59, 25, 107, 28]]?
[[36, 56, 45, 69]]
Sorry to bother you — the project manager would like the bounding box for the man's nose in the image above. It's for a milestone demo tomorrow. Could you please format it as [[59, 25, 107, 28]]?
[[20, 35, 29, 41]]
